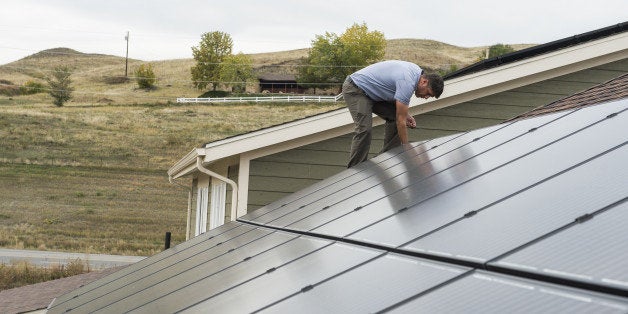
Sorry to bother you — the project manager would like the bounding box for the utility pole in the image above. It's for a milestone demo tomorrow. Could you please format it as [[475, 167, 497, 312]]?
[[125, 31, 129, 77]]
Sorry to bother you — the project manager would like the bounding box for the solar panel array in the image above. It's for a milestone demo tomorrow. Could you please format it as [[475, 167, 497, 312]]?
[[48, 99, 628, 313]]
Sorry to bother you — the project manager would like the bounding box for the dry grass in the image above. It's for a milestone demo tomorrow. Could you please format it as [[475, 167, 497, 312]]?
[[0, 259, 89, 290], [0, 163, 188, 255], [0, 101, 344, 169], [385, 39, 536, 72]]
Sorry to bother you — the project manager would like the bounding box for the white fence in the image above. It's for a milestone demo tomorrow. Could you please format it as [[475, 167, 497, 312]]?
[[177, 94, 344, 103]]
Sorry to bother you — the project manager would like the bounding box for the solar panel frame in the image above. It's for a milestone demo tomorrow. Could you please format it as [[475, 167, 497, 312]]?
[[258, 253, 471, 313], [385, 271, 628, 313], [490, 200, 628, 295], [49, 221, 256, 308], [169, 243, 383, 313], [400, 143, 627, 263], [343, 104, 627, 247]]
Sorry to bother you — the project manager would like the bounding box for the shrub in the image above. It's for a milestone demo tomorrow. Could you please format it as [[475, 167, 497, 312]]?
[[20, 80, 46, 95], [198, 90, 229, 98], [0, 259, 90, 290], [134, 64, 156, 89], [480, 44, 516, 60]]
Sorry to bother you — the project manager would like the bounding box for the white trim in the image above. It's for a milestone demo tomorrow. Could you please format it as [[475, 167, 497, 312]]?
[[168, 148, 204, 178], [195, 186, 208, 236], [209, 180, 226, 230], [236, 154, 252, 217]]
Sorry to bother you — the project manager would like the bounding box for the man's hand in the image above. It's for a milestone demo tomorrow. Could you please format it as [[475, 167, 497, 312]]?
[[406, 115, 416, 129]]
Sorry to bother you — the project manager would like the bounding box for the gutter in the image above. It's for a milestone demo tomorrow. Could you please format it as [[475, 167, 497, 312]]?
[[196, 156, 239, 222]]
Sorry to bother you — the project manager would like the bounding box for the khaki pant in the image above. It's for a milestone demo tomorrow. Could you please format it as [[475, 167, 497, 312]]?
[[343, 76, 401, 168]]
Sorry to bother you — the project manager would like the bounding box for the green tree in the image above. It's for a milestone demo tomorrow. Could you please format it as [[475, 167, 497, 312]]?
[[298, 23, 385, 93], [338, 23, 386, 77], [191, 31, 233, 91], [46, 66, 73, 107], [219, 53, 254, 93], [483, 43, 516, 59], [134, 63, 156, 89], [297, 32, 342, 92]]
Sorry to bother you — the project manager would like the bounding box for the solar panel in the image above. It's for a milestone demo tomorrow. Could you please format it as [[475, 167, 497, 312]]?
[[48, 97, 628, 313], [491, 199, 628, 293], [387, 271, 628, 313], [75, 230, 289, 312], [49, 220, 254, 307], [400, 144, 627, 263], [147, 242, 381, 313], [346, 104, 627, 247], [278, 102, 625, 236], [262, 110, 575, 230], [246, 117, 533, 228], [259, 253, 470, 313]]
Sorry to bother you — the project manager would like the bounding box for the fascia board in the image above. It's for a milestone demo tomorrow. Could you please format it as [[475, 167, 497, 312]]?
[[167, 148, 205, 178], [200, 109, 352, 163], [169, 163, 198, 180]]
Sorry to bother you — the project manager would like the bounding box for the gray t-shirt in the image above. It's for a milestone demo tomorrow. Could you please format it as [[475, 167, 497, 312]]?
[[350, 60, 422, 105]]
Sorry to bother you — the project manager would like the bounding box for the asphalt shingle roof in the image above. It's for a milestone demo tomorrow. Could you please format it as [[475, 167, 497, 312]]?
[[0, 267, 122, 314], [511, 73, 628, 121]]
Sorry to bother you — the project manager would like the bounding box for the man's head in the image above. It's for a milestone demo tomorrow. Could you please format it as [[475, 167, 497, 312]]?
[[415, 73, 444, 99]]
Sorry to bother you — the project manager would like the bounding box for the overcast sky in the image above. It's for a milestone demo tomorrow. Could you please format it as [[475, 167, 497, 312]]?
[[1, 0, 626, 65]]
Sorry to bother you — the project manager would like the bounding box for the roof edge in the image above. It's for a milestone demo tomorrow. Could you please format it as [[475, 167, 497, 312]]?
[[167, 148, 204, 178], [444, 22, 627, 80]]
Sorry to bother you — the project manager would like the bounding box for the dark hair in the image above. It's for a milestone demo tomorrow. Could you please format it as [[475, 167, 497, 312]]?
[[425, 73, 444, 99]]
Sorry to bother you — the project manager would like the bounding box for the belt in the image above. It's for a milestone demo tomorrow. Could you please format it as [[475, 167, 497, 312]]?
[[346, 76, 368, 96], [346, 76, 361, 90]]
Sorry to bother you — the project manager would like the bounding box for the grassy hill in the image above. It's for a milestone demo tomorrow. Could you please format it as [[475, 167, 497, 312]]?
[[0, 39, 534, 256], [0, 40, 534, 104]]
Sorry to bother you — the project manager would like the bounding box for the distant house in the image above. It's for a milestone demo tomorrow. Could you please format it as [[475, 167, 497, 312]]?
[[258, 74, 304, 94], [168, 22, 627, 238]]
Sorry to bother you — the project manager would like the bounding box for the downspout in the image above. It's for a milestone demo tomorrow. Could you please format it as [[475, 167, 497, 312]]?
[[196, 156, 239, 222], [169, 176, 193, 241]]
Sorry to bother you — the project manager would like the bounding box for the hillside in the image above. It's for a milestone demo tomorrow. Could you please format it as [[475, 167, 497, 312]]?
[[0, 39, 535, 104]]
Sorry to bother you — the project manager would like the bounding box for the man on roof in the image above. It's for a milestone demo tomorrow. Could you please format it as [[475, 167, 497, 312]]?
[[342, 60, 444, 168]]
